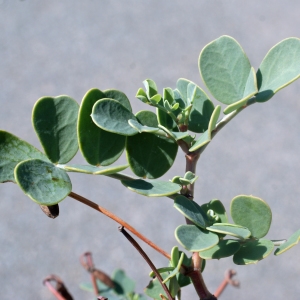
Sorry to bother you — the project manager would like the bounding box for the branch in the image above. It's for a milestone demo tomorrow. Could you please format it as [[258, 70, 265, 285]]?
[[68, 192, 171, 260]]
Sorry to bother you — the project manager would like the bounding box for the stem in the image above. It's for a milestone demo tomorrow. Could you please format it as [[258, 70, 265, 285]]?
[[69, 192, 171, 260], [119, 226, 174, 300], [44, 281, 67, 300], [214, 269, 239, 298]]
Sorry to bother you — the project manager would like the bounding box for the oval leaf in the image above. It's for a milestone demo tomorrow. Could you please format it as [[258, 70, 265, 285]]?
[[207, 223, 251, 239], [103, 89, 132, 112], [15, 159, 72, 205], [274, 229, 300, 256], [78, 88, 126, 166], [175, 224, 219, 252], [59, 163, 128, 175], [233, 239, 274, 265], [256, 38, 300, 102], [174, 195, 209, 229], [230, 195, 272, 238], [201, 199, 228, 223], [0, 131, 50, 183], [32, 95, 79, 164], [92, 99, 138, 136], [121, 179, 181, 197]]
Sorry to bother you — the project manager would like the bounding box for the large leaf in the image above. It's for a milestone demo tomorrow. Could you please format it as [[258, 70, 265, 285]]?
[[0, 131, 49, 183], [230, 195, 272, 238], [126, 111, 178, 179], [121, 179, 181, 197], [207, 223, 251, 239], [173, 195, 209, 229], [199, 36, 257, 105], [78, 88, 126, 166], [175, 224, 219, 252], [256, 38, 300, 102], [59, 163, 128, 175], [199, 240, 241, 260], [32, 95, 79, 164], [15, 159, 71, 205], [91, 99, 138, 136], [233, 239, 274, 265], [274, 229, 300, 256]]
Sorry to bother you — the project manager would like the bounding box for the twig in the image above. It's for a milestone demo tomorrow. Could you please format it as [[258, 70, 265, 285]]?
[[119, 226, 174, 300], [214, 269, 239, 298], [43, 275, 73, 300], [69, 192, 171, 260]]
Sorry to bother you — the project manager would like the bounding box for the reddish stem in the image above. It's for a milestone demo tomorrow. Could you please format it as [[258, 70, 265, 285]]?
[[214, 269, 239, 298]]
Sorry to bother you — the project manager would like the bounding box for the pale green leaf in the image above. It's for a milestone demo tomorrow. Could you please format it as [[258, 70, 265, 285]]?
[[274, 229, 300, 256]]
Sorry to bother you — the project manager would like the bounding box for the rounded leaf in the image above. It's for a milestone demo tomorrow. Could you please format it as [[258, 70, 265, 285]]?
[[230, 195, 272, 238], [15, 159, 72, 205], [32, 95, 79, 164], [201, 199, 228, 223], [274, 229, 300, 256], [207, 223, 251, 239], [103, 89, 132, 112]]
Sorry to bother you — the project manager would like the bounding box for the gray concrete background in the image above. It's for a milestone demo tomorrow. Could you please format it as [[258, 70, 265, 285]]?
[[1, 1, 300, 299]]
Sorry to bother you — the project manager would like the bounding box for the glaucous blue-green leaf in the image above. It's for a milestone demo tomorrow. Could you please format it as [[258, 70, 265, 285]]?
[[207, 223, 251, 239], [230, 195, 272, 238], [145, 273, 169, 300], [126, 111, 178, 179], [59, 163, 128, 175], [0, 131, 49, 183], [176, 78, 190, 105], [233, 239, 274, 265], [274, 229, 300, 256], [78, 88, 126, 166], [80, 280, 120, 300], [174, 195, 209, 229], [112, 269, 135, 296], [121, 179, 181, 197], [143, 79, 158, 98], [158, 125, 190, 141], [136, 88, 148, 103], [187, 82, 215, 133], [162, 252, 184, 284], [256, 38, 300, 102], [223, 67, 257, 114], [201, 199, 228, 224], [128, 119, 159, 133], [175, 224, 219, 251], [199, 36, 256, 105], [103, 89, 132, 112], [32, 95, 79, 164], [199, 240, 241, 260], [92, 99, 138, 136], [15, 159, 71, 205]]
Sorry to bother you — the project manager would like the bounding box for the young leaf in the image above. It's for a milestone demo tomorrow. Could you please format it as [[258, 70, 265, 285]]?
[[128, 119, 159, 133], [158, 125, 190, 141], [201, 199, 228, 224], [233, 239, 274, 265], [230, 195, 272, 238], [206, 223, 251, 239], [59, 163, 128, 175], [0, 131, 49, 183], [175, 224, 219, 252], [78, 88, 126, 166], [15, 159, 72, 205], [256, 38, 300, 102], [32, 95, 79, 164], [143, 79, 158, 98], [274, 229, 300, 256], [91, 99, 139, 136], [199, 36, 256, 105], [121, 179, 181, 197], [199, 240, 241, 260]]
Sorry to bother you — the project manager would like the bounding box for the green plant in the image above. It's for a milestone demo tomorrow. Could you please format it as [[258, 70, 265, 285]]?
[[1, 35, 300, 299]]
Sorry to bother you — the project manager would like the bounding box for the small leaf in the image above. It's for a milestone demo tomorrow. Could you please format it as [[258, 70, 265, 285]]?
[[274, 229, 300, 256], [201, 199, 228, 224], [92, 99, 138, 136], [143, 79, 158, 98], [199, 240, 241, 260], [145, 273, 169, 300], [59, 163, 128, 175], [0, 131, 49, 183], [150, 94, 162, 105], [128, 119, 159, 133], [171, 246, 180, 267], [163, 88, 175, 104], [233, 239, 274, 265], [230, 195, 272, 238], [176, 78, 190, 105], [207, 223, 251, 239], [158, 125, 190, 141], [122, 179, 181, 197], [162, 253, 184, 284], [174, 195, 209, 229], [112, 269, 135, 296], [32, 95, 79, 164], [15, 159, 71, 205], [175, 224, 219, 252], [256, 38, 300, 102], [136, 88, 149, 103]]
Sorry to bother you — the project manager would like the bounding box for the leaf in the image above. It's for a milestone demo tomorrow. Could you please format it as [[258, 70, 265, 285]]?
[[144, 273, 169, 300], [103, 89, 132, 112], [174, 195, 209, 229], [128, 119, 159, 133], [201, 199, 228, 223], [59, 163, 128, 175], [274, 229, 300, 256], [143, 79, 158, 98], [199, 239, 241, 260], [170, 246, 180, 267], [126, 111, 178, 179], [256, 38, 300, 102], [80, 280, 120, 300], [158, 125, 190, 141], [207, 223, 251, 239], [91, 99, 138, 136], [162, 252, 184, 284], [0, 131, 49, 183], [233, 239, 274, 265], [32, 95, 79, 164], [15, 159, 71, 205], [112, 269, 135, 296], [122, 179, 181, 197], [176, 78, 190, 105], [78, 88, 126, 166], [175, 224, 219, 252], [199, 36, 256, 105], [230, 195, 272, 238]]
